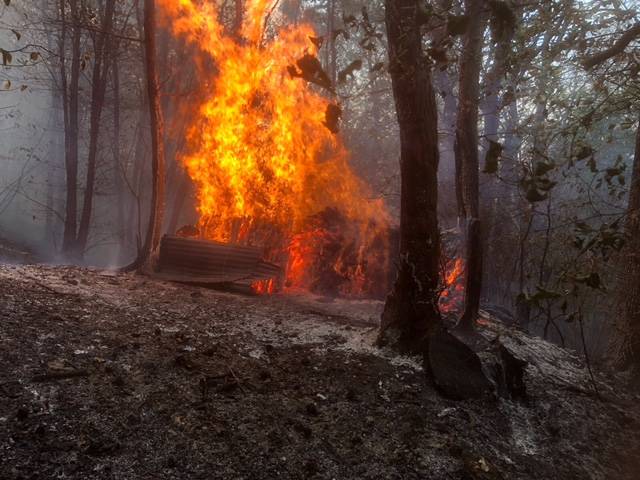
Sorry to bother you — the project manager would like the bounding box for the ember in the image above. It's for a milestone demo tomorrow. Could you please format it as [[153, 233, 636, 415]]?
[[158, 0, 390, 297]]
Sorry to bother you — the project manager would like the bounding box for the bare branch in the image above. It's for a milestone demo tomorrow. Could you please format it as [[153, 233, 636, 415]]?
[[583, 22, 640, 70]]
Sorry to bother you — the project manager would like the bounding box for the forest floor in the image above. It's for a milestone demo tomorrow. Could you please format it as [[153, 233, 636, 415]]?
[[1, 263, 640, 480]]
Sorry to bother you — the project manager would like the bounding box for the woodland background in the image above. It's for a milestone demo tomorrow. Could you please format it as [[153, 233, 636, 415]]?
[[0, 0, 639, 364]]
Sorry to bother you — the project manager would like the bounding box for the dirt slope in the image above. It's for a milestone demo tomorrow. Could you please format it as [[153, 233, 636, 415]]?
[[1, 264, 639, 479]]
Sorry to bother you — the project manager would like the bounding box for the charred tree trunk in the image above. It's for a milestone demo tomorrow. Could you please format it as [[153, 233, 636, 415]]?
[[610, 117, 640, 371], [378, 0, 441, 353], [61, 0, 81, 255], [75, 0, 117, 255], [128, 0, 166, 270], [455, 0, 486, 331]]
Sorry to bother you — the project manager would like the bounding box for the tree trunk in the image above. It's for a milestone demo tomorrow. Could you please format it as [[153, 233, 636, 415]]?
[[455, 0, 486, 330], [112, 41, 126, 256], [167, 172, 190, 234], [377, 0, 441, 353], [609, 117, 640, 371], [61, 0, 81, 255], [75, 0, 117, 255], [235, 0, 244, 39], [482, 3, 517, 304], [431, 0, 457, 226], [130, 0, 166, 270], [325, 0, 337, 86]]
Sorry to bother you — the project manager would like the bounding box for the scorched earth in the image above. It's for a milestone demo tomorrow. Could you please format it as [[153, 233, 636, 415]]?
[[0, 264, 639, 479]]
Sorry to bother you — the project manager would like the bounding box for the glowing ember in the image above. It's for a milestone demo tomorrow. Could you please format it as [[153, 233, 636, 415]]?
[[158, 0, 390, 296], [439, 258, 465, 313]]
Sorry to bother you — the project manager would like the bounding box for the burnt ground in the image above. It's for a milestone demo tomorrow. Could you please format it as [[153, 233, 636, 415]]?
[[1, 264, 640, 480]]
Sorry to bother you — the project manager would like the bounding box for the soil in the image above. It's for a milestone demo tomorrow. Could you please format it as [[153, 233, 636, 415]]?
[[1, 263, 639, 479]]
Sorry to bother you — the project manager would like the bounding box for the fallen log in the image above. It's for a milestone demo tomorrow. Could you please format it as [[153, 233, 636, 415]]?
[[156, 235, 283, 285]]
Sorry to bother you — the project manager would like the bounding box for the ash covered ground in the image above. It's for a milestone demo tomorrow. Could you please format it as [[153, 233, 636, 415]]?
[[1, 263, 639, 479]]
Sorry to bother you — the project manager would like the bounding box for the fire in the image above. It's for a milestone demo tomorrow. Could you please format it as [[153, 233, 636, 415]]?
[[439, 258, 465, 313], [158, 0, 390, 296]]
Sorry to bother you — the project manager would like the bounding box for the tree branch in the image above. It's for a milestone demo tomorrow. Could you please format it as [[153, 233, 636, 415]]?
[[583, 23, 640, 70]]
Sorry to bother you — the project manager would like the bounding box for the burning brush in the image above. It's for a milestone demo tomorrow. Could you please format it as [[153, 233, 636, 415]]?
[[158, 0, 391, 298]]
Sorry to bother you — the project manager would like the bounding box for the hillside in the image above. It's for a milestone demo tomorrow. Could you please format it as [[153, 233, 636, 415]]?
[[1, 264, 639, 479]]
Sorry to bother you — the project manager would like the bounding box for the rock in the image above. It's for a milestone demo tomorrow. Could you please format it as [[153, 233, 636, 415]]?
[[427, 328, 493, 400]]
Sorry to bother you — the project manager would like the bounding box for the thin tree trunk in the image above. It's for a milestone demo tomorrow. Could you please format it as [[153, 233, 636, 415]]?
[[325, 0, 337, 86], [235, 0, 244, 38], [61, 0, 81, 255], [378, 0, 441, 353], [112, 42, 125, 255], [431, 0, 457, 226], [75, 0, 117, 255], [456, 0, 486, 330], [482, 3, 517, 304], [167, 173, 190, 234], [129, 0, 166, 270]]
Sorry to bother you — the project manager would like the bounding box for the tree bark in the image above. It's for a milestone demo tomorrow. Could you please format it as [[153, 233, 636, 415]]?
[[325, 0, 337, 86], [377, 0, 441, 353], [61, 0, 81, 255], [112, 40, 126, 255], [75, 0, 117, 255], [234, 0, 244, 39], [609, 117, 640, 371], [129, 0, 166, 270], [455, 0, 486, 330], [482, 3, 517, 304]]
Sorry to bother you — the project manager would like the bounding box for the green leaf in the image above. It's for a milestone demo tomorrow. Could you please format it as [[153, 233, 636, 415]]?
[[447, 15, 470, 35], [1, 49, 12, 65], [534, 160, 555, 176], [536, 178, 557, 192], [575, 272, 602, 290], [574, 145, 593, 161], [525, 186, 547, 203], [337, 59, 362, 84], [483, 140, 503, 174]]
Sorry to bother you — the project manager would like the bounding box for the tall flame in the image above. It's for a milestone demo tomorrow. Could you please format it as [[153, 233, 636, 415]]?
[[158, 0, 390, 296]]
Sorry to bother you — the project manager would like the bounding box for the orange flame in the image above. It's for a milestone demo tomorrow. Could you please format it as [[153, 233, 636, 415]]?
[[159, 0, 390, 296], [439, 258, 465, 313]]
